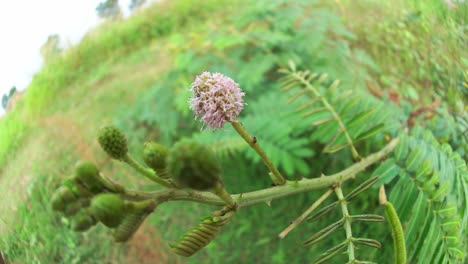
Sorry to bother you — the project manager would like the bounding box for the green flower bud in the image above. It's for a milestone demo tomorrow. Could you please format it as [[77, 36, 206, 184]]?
[[74, 160, 105, 193], [98, 126, 128, 160], [113, 200, 157, 242], [55, 186, 78, 203], [167, 139, 221, 191], [51, 189, 66, 212], [143, 141, 169, 178], [90, 193, 126, 228], [62, 177, 93, 198], [71, 210, 97, 232], [64, 200, 84, 217]]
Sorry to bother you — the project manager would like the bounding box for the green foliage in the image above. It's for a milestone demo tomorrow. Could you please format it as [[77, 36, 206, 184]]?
[[426, 108, 468, 161], [279, 63, 391, 159], [346, 0, 466, 110], [194, 91, 315, 177], [374, 128, 467, 263], [0, 113, 27, 170], [1, 0, 466, 263], [305, 178, 384, 263], [121, 0, 368, 176], [0, 176, 126, 263], [79, 1, 465, 262], [0, 0, 236, 175]]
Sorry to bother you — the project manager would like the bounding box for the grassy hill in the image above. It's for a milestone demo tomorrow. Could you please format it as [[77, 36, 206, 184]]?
[[1, 0, 466, 263]]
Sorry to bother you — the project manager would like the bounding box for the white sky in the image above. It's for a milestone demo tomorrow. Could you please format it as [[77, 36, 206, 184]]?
[[0, 0, 133, 115]]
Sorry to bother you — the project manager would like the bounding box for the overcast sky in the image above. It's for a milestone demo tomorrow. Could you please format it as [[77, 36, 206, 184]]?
[[0, 0, 134, 115]]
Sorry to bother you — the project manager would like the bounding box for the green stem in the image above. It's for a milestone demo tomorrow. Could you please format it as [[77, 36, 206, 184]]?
[[213, 182, 236, 209], [231, 121, 287, 185], [97, 173, 126, 193], [291, 71, 361, 160], [278, 188, 334, 239], [122, 138, 398, 208], [123, 154, 173, 188], [335, 185, 355, 262]]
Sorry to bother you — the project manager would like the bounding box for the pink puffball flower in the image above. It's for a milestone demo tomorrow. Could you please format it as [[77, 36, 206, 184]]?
[[189, 72, 245, 129]]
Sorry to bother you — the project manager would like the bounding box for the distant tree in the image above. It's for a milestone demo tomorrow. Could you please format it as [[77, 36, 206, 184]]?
[[2, 86, 16, 110], [1, 94, 7, 110], [8, 86, 15, 98], [96, 0, 122, 19], [40, 34, 62, 63], [129, 0, 146, 11]]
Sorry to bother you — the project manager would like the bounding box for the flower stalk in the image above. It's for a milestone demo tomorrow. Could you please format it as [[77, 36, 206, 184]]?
[[278, 188, 334, 239], [212, 181, 236, 209], [231, 122, 287, 185], [123, 154, 173, 188]]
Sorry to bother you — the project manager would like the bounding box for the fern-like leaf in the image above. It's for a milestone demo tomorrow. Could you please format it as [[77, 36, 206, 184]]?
[[279, 62, 388, 159], [374, 127, 467, 263], [306, 179, 384, 263]]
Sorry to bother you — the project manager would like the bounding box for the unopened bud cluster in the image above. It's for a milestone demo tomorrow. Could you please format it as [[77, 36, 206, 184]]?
[[51, 160, 155, 242]]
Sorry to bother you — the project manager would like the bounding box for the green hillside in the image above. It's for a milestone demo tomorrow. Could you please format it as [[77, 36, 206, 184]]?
[[1, 0, 466, 263]]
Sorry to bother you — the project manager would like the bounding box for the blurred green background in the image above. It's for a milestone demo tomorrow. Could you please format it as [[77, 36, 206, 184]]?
[[0, 0, 466, 263]]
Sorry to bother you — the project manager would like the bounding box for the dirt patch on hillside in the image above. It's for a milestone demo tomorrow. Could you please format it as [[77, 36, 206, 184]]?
[[41, 114, 98, 162], [0, 114, 95, 236], [125, 223, 182, 264]]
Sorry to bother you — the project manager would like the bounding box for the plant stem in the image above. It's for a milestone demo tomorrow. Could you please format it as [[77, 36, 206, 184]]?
[[213, 182, 236, 209], [335, 185, 355, 262], [98, 173, 126, 193], [278, 188, 334, 239], [123, 154, 173, 188], [230, 121, 287, 185], [122, 138, 398, 208], [291, 71, 361, 160]]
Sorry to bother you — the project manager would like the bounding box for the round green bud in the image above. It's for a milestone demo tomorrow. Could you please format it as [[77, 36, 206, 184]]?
[[56, 186, 78, 203], [143, 142, 169, 177], [62, 177, 93, 198], [90, 193, 126, 228], [98, 126, 128, 160], [167, 139, 222, 191], [64, 200, 83, 217], [71, 210, 97, 232], [74, 160, 105, 193], [51, 190, 66, 212]]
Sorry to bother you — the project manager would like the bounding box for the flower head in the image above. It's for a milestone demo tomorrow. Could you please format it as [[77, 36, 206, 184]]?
[[98, 126, 128, 160], [167, 138, 222, 191], [189, 72, 245, 129]]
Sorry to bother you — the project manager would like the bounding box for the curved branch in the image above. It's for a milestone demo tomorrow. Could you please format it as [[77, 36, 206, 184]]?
[[121, 138, 398, 208]]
